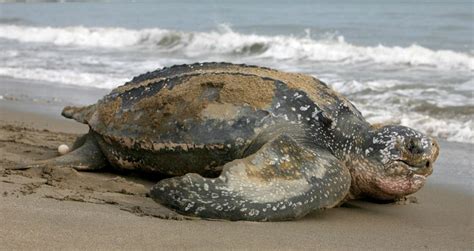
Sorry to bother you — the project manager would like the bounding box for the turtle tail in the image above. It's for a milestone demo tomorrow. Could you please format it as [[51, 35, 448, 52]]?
[[62, 104, 96, 124]]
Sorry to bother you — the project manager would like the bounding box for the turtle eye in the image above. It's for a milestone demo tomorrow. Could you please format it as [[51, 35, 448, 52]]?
[[406, 138, 423, 155]]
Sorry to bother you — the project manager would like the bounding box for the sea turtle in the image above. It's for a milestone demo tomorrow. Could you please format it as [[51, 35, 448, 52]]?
[[22, 62, 440, 221]]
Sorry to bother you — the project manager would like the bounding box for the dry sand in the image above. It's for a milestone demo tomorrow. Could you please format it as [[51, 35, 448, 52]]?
[[0, 105, 472, 250]]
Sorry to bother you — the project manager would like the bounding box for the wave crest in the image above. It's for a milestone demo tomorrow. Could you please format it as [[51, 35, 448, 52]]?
[[0, 24, 472, 70]]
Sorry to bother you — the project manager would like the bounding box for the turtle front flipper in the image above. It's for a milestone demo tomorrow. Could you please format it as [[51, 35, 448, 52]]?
[[150, 134, 351, 221], [11, 132, 107, 171]]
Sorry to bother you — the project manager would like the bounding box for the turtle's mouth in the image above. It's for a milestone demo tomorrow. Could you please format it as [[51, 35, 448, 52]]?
[[382, 158, 433, 181], [373, 160, 430, 199], [397, 160, 431, 191], [397, 159, 433, 176]]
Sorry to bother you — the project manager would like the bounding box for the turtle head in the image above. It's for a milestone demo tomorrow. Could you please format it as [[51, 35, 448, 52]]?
[[351, 125, 439, 200]]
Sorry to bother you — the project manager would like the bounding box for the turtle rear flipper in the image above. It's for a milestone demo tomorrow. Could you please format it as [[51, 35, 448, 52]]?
[[62, 104, 96, 124], [11, 133, 107, 171], [150, 134, 351, 221]]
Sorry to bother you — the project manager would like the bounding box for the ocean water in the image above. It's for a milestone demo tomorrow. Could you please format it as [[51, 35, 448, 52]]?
[[0, 1, 473, 143]]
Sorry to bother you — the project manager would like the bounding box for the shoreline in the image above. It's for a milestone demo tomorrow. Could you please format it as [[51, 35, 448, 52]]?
[[0, 76, 109, 120], [0, 104, 472, 249]]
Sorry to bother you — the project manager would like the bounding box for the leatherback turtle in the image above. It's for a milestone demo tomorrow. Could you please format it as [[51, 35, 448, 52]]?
[[24, 63, 440, 221]]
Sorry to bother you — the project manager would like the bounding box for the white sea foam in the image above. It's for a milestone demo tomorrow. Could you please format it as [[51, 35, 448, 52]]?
[[329, 79, 403, 94], [0, 67, 129, 89], [403, 116, 473, 143], [326, 78, 474, 144], [366, 112, 474, 144], [0, 24, 472, 70], [355, 103, 474, 144]]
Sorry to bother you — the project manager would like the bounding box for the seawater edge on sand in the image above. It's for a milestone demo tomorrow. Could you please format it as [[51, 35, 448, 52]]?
[[0, 104, 473, 250], [0, 76, 108, 118]]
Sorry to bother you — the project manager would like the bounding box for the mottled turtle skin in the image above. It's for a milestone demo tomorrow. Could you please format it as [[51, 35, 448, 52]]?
[[54, 63, 438, 221]]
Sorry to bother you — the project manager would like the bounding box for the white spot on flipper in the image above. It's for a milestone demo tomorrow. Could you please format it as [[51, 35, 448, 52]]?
[[300, 105, 310, 111], [184, 202, 195, 211]]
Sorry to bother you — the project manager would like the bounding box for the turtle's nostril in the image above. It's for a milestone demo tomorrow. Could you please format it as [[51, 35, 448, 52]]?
[[425, 161, 430, 168]]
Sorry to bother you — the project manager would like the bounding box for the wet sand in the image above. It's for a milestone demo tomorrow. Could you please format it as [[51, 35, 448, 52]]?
[[0, 105, 472, 250]]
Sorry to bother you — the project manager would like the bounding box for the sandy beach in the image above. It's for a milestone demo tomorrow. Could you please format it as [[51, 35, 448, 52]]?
[[0, 101, 472, 250], [1, 1, 473, 249]]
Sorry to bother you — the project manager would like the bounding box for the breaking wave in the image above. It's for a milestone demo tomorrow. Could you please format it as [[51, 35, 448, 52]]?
[[0, 24, 472, 70], [326, 78, 474, 144]]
